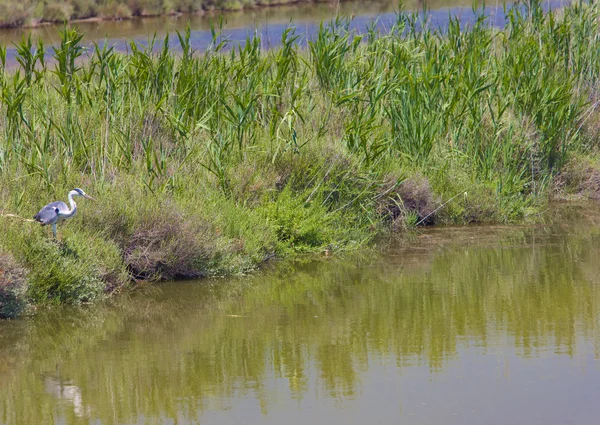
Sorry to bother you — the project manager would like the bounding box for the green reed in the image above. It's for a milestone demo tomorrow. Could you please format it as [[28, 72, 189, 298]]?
[[0, 3, 596, 201]]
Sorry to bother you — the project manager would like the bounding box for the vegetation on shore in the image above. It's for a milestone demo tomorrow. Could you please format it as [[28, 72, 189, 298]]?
[[0, 0, 331, 28], [2, 1, 600, 318]]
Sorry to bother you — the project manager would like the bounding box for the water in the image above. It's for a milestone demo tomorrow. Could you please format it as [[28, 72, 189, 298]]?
[[1, 204, 600, 424], [0, 0, 571, 66]]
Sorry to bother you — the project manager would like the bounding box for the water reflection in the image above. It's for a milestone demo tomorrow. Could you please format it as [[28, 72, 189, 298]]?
[[43, 374, 90, 419], [1, 211, 600, 424]]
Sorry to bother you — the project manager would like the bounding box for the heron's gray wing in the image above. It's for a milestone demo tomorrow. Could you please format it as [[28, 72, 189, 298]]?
[[34, 201, 68, 225]]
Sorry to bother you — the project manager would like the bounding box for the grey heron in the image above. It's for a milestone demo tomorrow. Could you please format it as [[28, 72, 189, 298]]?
[[33, 188, 96, 237]]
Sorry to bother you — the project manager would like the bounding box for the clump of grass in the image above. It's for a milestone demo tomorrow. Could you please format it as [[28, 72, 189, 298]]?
[[127, 0, 164, 16], [264, 184, 333, 252], [0, 2, 31, 27], [376, 174, 438, 228], [124, 208, 215, 280], [42, 2, 74, 22], [0, 251, 28, 318], [552, 154, 600, 201], [71, 0, 98, 18], [0, 218, 127, 306], [97, 2, 133, 18]]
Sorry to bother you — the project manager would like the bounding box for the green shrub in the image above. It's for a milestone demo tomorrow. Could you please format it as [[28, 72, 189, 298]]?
[[264, 185, 334, 252], [0, 223, 126, 305]]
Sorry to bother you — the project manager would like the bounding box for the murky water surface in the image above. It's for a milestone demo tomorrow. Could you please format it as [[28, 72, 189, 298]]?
[[1, 205, 600, 424]]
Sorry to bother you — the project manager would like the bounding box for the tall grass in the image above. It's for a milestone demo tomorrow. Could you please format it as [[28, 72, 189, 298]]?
[[2, 1, 600, 315]]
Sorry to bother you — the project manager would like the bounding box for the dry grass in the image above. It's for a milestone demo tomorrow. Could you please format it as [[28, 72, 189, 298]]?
[[553, 157, 600, 201], [0, 1, 32, 28], [376, 174, 438, 228], [42, 2, 74, 22], [0, 252, 28, 318], [124, 209, 216, 280]]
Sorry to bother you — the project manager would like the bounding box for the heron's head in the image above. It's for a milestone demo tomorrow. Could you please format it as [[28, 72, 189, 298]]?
[[71, 188, 96, 201]]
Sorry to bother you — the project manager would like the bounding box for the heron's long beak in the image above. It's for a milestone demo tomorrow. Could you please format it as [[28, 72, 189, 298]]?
[[84, 194, 96, 201]]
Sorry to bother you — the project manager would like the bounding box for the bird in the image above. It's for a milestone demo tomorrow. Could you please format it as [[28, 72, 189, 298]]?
[[33, 188, 96, 238]]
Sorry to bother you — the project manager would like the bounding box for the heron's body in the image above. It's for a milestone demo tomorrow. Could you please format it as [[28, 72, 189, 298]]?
[[33, 189, 94, 237]]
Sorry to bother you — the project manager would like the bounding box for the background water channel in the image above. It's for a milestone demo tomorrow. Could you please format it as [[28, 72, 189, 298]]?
[[1, 204, 600, 424], [0, 0, 571, 66]]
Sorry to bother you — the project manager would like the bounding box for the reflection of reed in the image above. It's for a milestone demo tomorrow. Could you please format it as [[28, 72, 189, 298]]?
[[43, 374, 90, 418], [1, 222, 600, 424]]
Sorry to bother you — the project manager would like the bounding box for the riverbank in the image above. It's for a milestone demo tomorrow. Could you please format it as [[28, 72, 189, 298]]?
[[0, 0, 335, 29], [1, 1, 600, 318]]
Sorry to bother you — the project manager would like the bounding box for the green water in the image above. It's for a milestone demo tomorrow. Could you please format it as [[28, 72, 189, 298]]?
[[1, 206, 600, 424]]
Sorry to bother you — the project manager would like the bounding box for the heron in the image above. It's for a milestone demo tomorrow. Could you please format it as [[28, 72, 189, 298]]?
[[33, 188, 96, 238]]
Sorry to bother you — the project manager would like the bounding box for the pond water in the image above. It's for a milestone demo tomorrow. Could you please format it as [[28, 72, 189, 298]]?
[[1, 204, 600, 424], [0, 0, 571, 66]]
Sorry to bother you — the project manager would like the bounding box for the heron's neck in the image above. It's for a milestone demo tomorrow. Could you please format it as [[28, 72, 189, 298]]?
[[60, 192, 78, 218]]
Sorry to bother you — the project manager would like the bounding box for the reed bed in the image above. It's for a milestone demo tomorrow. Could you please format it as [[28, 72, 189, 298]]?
[[1, 1, 600, 316]]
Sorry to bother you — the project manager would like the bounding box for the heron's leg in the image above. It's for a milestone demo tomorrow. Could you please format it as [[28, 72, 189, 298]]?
[[52, 223, 57, 238]]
